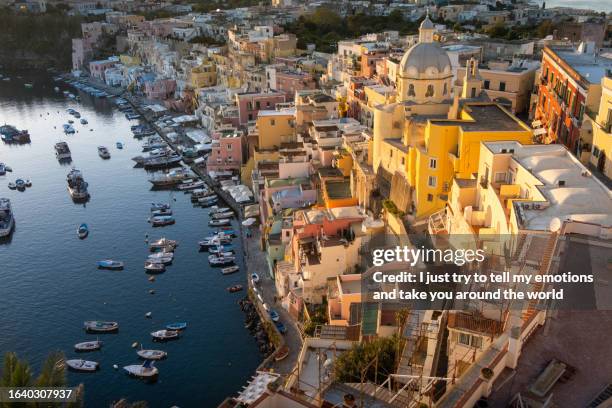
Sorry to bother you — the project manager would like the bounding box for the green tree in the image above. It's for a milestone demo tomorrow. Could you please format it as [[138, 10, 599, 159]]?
[[334, 335, 402, 384], [486, 22, 508, 38]]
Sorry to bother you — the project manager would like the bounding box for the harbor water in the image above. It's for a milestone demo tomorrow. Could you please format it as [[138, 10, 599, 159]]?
[[0, 73, 260, 407]]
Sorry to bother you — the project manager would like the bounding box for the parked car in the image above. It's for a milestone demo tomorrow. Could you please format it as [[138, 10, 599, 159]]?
[[269, 310, 279, 322], [274, 321, 287, 334]]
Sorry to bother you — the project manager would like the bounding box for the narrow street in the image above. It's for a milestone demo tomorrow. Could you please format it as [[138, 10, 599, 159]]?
[[243, 228, 303, 375]]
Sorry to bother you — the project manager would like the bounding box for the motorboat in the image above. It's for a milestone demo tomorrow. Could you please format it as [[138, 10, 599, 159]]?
[[209, 244, 234, 253], [149, 169, 192, 187], [25, 179, 31, 187], [0, 198, 15, 238], [55, 141, 71, 161], [68, 120, 74, 124], [142, 154, 182, 169], [67, 168, 89, 200], [144, 261, 165, 273], [84, 321, 119, 333], [216, 228, 236, 237], [77, 223, 89, 239], [149, 215, 175, 226], [137, 349, 167, 360], [221, 265, 240, 275], [209, 252, 234, 260], [198, 196, 218, 207], [80, 119, 88, 125], [7, 182, 16, 190], [63, 124, 75, 134], [177, 180, 204, 191], [116, 142, 123, 149], [151, 207, 172, 216], [190, 189, 211, 200], [147, 253, 173, 265], [0, 125, 30, 143], [150, 203, 170, 211], [97, 260, 124, 270], [15, 179, 26, 191], [209, 218, 230, 227], [124, 360, 158, 378], [65, 359, 99, 372], [210, 211, 234, 220], [148, 237, 177, 251], [198, 237, 231, 249], [151, 329, 179, 341], [165, 322, 187, 331], [98, 146, 111, 159], [209, 206, 230, 214], [209, 255, 235, 266], [74, 340, 102, 352]]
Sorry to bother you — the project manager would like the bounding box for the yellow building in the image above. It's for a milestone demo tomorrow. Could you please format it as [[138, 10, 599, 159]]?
[[190, 60, 217, 89], [255, 108, 296, 150], [588, 76, 612, 182], [119, 54, 141, 66]]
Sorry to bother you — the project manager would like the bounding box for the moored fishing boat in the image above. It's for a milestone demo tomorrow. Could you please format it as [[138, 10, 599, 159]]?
[[97, 146, 111, 159], [77, 223, 89, 239], [0, 125, 30, 143], [116, 142, 123, 149], [210, 211, 234, 220], [142, 154, 182, 169], [55, 141, 71, 161], [209, 255, 235, 266], [151, 329, 179, 341], [0, 198, 15, 238], [97, 260, 124, 270], [148, 237, 177, 251], [66, 168, 89, 201], [84, 321, 119, 333], [144, 261, 165, 273], [227, 285, 243, 293], [151, 207, 172, 216], [150, 203, 170, 211], [149, 215, 175, 226], [209, 218, 230, 227], [63, 124, 75, 134], [137, 349, 167, 360], [65, 359, 99, 372], [221, 265, 240, 275], [124, 360, 158, 379], [165, 322, 187, 331], [74, 340, 102, 352], [148, 168, 192, 188], [209, 206, 230, 214], [177, 180, 204, 191]]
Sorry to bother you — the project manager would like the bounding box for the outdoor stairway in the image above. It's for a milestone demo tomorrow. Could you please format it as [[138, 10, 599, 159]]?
[[343, 382, 415, 408], [587, 384, 612, 408], [521, 232, 558, 323], [396, 312, 423, 381]]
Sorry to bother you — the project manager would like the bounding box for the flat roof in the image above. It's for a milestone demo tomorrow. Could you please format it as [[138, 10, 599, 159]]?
[[325, 179, 352, 200], [551, 47, 612, 85], [486, 142, 612, 231], [431, 103, 527, 132]]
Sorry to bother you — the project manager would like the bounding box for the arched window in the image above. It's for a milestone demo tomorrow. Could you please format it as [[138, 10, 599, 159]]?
[[426, 84, 434, 97], [408, 84, 415, 97], [443, 83, 448, 95]]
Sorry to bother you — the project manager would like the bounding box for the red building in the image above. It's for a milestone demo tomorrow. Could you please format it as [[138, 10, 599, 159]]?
[[534, 45, 612, 155]]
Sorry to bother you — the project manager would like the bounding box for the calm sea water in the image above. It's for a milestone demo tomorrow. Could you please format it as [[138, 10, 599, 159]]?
[[0, 74, 260, 407], [535, 0, 611, 12]]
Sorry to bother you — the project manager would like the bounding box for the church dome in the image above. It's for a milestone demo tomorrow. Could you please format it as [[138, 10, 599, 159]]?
[[399, 42, 452, 79]]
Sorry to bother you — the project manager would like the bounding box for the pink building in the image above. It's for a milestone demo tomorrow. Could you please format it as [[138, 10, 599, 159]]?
[[206, 130, 244, 172], [89, 59, 117, 81], [144, 79, 177, 100], [235, 91, 286, 125], [275, 71, 317, 101]]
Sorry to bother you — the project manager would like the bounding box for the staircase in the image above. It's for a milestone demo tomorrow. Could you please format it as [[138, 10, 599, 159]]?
[[343, 382, 415, 408], [587, 384, 612, 408], [521, 232, 558, 323]]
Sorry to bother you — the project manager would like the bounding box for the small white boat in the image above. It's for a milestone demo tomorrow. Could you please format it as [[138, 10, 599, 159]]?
[[66, 359, 99, 372], [151, 208, 172, 216], [7, 182, 16, 190], [151, 329, 179, 341], [177, 180, 204, 191], [209, 256, 235, 266], [209, 218, 230, 227], [209, 206, 230, 214], [210, 211, 234, 220], [147, 253, 173, 265], [137, 349, 167, 360], [251, 273, 260, 284], [77, 223, 89, 239], [124, 360, 158, 378], [149, 237, 177, 251], [80, 118, 88, 125], [145, 261, 165, 273], [221, 265, 240, 275], [150, 203, 170, 211], [74, 340, 102, 352]]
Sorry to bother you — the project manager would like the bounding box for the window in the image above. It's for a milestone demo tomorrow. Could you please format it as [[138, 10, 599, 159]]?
[[227, 144, 232, 150], [458, 332, 483, 348], [592, 146, 600, 158], [247, 102, 253, 110], [266, 101, 271, 107], [255, 101, 260, 109], [494, 172, 506, 183], [429, 158, 437, 169], [248, 114, 253, 121], [408, 84, 415, 97], [499, 82, 506, 92], [401, 157, 405, 165], [428, 176, 437, 187], [427, 193, 434, 202], [270, 119, 275, 126], [426, 85, 434, 97], [484, 80, 490, 90], [443, 83, 448, 95], [390, 149, 393, 158], [471, 87, 476, 98]]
